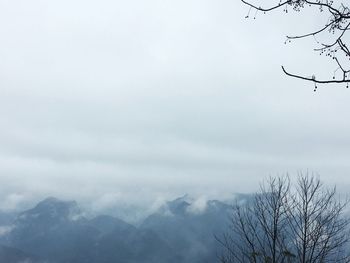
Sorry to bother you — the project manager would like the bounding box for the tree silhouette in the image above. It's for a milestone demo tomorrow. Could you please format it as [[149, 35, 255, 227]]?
[[218, 176, 291, 263], [242, 0, 350, 89], [218, 174, 350, 263], [288, 175, 350, 262]]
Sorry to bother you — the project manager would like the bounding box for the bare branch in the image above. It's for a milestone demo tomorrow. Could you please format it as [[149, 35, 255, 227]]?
[[241, 0, 290, 12], [241, 0, 350, 87], [282, 66, 350, 84]]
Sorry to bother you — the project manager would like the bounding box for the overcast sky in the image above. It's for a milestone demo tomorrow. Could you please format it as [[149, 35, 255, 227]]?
[[0, 0, 350, 212]]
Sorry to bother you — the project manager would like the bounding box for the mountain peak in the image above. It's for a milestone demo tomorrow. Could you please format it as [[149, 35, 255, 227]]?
[[166, 195, 192, 215], [16, 197, 80, 224], [35, 197, 76, 210]]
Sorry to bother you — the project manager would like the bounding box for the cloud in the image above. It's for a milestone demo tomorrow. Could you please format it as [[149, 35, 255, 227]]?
[[0, 193, 28, 212], [186, 196, 208, 214], [0, 225, 14, 236], [0, 0, 349, 212]]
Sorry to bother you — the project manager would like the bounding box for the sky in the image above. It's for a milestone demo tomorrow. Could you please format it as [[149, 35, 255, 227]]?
[[0, 0, 350, 213]]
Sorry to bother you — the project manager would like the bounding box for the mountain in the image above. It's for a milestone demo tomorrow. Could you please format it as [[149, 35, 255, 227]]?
[[0, 244, 45, 263], [0, 211, 17, 226], [141, 196, 231, 263], [1, 197, 181, 263], [6, 197, 98, 262], [0, 195, 233, 263], [89, 215, 135, 235]]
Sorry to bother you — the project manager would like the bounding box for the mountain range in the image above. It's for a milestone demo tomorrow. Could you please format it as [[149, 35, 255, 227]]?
[[0, 195, 233, 263]]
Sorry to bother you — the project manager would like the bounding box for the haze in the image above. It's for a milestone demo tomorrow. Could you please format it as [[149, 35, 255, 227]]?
[[0, 0, 349, 213]]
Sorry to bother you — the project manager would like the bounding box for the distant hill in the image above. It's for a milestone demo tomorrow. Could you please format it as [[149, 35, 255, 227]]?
[[141, 195, 231, 263], [0, 196, 234, 263]]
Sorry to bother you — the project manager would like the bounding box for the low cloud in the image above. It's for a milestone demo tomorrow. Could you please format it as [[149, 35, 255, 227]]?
[[0, 0, 349, 212], [186, 197, 208, 215]]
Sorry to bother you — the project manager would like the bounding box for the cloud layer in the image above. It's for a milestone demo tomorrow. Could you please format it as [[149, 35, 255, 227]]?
[[0, 0, 350, 211]]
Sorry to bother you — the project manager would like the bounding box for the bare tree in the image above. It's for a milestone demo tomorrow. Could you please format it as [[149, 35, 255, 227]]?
[[287, 174, 350, 263], [218, 174, 350, 263], [218, 176, 291, 263], [241, 0, 350, 89]]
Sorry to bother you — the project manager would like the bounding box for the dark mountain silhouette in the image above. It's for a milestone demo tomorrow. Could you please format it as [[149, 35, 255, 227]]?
[[0, 196, 232, 263], [141, 195, 231, 263]]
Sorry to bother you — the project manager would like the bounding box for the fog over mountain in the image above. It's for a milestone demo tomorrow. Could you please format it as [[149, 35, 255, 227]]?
[[1, 0, 350, 261], [0, 196, 236, 263]]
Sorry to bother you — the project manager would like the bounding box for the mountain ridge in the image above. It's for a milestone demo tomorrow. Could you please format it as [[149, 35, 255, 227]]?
[[0, 195, 234, 263]]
